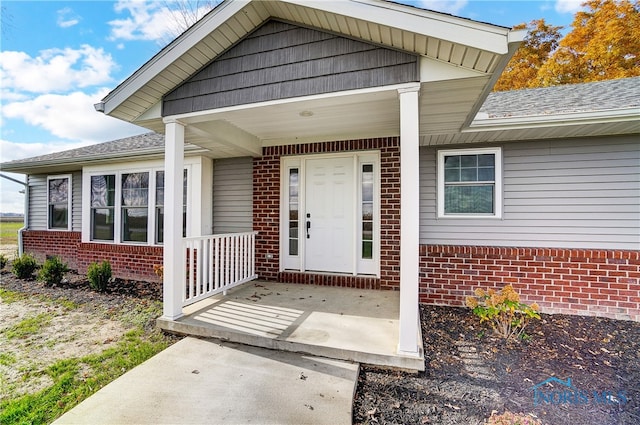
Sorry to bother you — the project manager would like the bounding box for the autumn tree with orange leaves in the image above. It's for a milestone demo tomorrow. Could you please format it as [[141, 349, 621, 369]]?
[[494, 19, 563, 91], [496, 0, 640, 91]]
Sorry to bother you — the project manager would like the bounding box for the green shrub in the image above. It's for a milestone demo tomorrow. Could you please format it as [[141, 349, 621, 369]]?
[[87, 260, 112, 292], [466, 284, 541, 341], [11, 253, 38, 279], [38, 256, 69, 287], [0, 253, 7, 270]]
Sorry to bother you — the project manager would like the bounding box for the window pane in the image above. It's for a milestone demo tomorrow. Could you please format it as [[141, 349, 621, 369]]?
[[362, 203, 373, 220], [445, 185, 494, 214], [156, 171, 164, 206], [444, 168, 459, 182], [91, 175, 115, 207], [49, 205, 68, 229], [122, 173, 149, 206], [92, 208, 114, 240], [478, 154, 495, 167], [156, 207, 164, 244], [289, 239, 298, 256], [477, 167, 495, 181], [444, 156, 460, 168], [183, 169, 188, 205], [362, 241, 373, 259], [48, 178, 68, 203], [361, 164, 374, 260], [460, 167, 477, 182], [122, 208, 148, 242], [460, 155, 477, 167], [289, 168, 299, 256], [362, 165, 373, 202], [362, 221, 373, 241]]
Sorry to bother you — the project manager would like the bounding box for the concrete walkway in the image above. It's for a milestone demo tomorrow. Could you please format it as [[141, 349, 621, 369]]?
[[53, 337, 359, 425]]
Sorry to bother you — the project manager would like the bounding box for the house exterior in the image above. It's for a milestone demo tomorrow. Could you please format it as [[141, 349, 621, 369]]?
[[2, 0, 639, 357]]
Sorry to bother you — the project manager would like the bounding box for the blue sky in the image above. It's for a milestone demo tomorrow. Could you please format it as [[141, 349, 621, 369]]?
[[0, 0, 585, 213]]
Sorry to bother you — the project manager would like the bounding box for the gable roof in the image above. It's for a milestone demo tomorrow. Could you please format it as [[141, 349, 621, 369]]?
[[0, 133, 207, 174], [97, 0, 524, 145]]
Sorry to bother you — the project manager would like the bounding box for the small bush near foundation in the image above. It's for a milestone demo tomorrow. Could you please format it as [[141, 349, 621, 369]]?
[[87, 260, 112, 292], [38, 256, 69, 286], [466, 284, 540, 340], [486, 411, 543, 425], [0, 253, 7, 270], [11, 253, 38, 279]]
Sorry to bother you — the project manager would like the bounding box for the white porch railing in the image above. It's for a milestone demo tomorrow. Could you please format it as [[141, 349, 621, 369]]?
[[182, 231, 258, 307]]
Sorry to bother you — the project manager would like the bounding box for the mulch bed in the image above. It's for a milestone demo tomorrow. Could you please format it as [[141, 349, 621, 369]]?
[[0, 269, 162, 309], [353, 305, 640, 425], [2, 270, 639, 424]]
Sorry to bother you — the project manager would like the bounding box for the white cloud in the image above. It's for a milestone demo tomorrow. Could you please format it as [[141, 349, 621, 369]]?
[[2, 89, 147, 143], [108, 0, 216, 43], [416, 0, 469, 15], [57, 7, 80, 28], [555, 0, 584, 14], [0, 45, 117, 94]]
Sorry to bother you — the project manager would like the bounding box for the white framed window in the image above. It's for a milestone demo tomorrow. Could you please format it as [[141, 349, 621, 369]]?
[[47, 175, 72, 230], [83, 160, 192, 245], [437, 147, 502, 218]]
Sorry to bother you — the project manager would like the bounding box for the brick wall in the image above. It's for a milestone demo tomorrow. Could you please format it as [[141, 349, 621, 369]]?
[[21, 230, 163, 282], [22, 231, 81, 269], [253, 137, 401, 289], [77, 243, 163, 282], [420, 245, 640, 321]]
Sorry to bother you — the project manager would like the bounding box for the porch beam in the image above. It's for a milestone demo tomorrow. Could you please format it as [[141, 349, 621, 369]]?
[[190, 120, 262, 157], [397, 84, 421, 357], [162, 119, 185, 320]]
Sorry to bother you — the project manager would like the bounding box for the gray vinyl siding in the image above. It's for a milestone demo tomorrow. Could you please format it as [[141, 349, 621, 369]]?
[[212, 157, 253, 234], [419, 135, 640, 250], [28, 172, 82, 232], [163, 20, 418, 116]]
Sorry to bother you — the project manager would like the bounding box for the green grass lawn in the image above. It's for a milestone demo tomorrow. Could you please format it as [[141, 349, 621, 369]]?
[[0, 221, 22, 245]]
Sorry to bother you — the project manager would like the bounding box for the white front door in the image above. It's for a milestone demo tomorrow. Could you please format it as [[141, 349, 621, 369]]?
[[304, 157, 354, 273], [281, 152, 379, 276]]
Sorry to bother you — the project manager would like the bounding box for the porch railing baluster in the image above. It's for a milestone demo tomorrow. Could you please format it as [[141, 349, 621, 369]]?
[[181, 232, 258, 308]]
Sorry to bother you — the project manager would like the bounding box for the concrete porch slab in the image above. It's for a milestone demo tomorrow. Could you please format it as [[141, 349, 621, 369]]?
[[158, 281, 425, 371]]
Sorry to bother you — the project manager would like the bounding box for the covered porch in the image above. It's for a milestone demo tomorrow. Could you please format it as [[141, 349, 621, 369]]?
[[158, 280, 425, 371]]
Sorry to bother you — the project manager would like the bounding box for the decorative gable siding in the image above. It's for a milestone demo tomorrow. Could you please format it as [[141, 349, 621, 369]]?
[[419, 135, 640, 250], [212, 157, 253, 234], [163, 20, 418, 116]]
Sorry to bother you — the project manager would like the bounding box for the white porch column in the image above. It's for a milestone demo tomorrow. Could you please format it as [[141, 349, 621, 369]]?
[[398, 84, 421, 356], [162, 119, 185, 320]]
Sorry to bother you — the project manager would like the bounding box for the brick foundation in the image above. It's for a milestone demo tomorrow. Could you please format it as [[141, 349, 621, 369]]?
[[21, 230, 163, 282], [420, 245, 640, 321], [253, 137, 401, 290]]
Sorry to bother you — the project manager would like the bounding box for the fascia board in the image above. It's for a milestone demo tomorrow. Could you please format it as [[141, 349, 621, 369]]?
[[465, 108, 640, 132], [102, 0, 250, 115]]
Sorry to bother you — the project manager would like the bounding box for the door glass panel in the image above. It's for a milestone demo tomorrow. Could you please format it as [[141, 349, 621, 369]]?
[[289, 168, 299, 256], [361, 164, 374, 259]]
